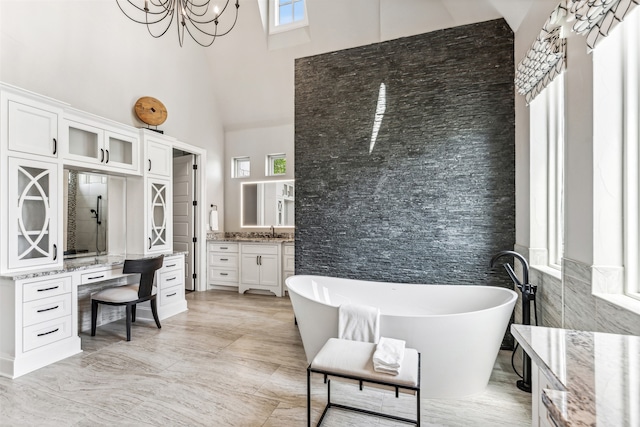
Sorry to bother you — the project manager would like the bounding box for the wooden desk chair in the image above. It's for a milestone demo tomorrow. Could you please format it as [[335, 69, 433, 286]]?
[[90, 255, 164, 341]]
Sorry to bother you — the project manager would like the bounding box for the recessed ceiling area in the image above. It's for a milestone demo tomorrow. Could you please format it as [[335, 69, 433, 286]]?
[[207, 0, 538, 131]]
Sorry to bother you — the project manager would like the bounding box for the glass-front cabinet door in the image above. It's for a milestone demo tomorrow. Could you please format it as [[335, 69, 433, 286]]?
[[148, 179, 171, 253], [8, 157, 60, 270]]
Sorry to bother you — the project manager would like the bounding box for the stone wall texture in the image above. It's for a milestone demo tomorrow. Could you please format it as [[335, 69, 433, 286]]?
[[295, 19, 515, 289]]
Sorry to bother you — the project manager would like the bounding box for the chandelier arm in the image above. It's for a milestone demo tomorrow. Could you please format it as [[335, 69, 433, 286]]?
[[183, 0, 214, 19], [184, 0, 234, 24], [147, 8, 176, 39], [116, 0, 174, 25], [183, 20, 217, 47], [188, 7, 238, 38]]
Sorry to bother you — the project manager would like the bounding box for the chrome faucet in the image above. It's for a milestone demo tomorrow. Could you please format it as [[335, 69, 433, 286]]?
[[270, 225, 275, 238]]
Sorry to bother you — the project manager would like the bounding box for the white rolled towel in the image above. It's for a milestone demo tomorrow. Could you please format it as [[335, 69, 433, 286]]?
[[373, 336, 406, 375]]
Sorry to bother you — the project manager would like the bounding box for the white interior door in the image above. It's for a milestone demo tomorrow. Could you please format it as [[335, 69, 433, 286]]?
[[173, 155, 194, 290]]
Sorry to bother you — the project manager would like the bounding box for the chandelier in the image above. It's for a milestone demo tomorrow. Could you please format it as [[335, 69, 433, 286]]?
[[116, 0, 240, 47]]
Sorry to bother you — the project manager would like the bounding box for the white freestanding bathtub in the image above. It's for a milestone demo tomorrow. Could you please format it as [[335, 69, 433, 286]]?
[[286, 275, 517, 398]]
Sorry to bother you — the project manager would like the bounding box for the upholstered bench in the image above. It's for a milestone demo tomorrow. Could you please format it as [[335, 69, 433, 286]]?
[[307, 338, 421, 426]]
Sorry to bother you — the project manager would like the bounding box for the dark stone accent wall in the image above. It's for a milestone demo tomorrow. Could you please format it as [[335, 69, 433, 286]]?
[[294, 19, 515, 288]]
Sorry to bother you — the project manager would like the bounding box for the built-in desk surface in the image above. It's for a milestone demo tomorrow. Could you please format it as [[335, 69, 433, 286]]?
[[512, 324, 640, 427], [0, 252, 188, 281]]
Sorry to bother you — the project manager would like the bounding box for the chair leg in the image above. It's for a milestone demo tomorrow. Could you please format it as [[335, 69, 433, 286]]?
[[125, 304, 132, 341], [150, 298, 162, 329], [132, 304, 137, 323], [91, 300, 98, 336]]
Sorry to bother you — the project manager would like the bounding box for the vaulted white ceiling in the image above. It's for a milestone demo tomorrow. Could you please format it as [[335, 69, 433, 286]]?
[[207, 0, 538, 131]]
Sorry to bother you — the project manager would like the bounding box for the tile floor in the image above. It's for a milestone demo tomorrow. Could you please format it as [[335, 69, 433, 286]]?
[[0, 290, 531, 426]]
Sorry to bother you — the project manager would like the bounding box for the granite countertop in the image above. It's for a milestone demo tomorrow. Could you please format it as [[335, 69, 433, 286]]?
[[1, 251, 187, 281], [511, 324, 640, 427], [206, 231, 294, 243]]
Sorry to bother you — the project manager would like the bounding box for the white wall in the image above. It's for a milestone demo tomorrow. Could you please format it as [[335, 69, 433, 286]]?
[[224, 124, 294, 231], [0, 0, 226, 227]]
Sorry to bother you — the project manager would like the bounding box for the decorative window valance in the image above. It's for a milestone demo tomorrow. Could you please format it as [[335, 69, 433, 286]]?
[[515, 4, 568, 104], [515, 0, 639, 103], [568, 0, 639, 51]]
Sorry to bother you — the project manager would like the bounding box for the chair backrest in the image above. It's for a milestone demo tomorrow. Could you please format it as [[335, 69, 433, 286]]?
[[123, 255, 165, 298]]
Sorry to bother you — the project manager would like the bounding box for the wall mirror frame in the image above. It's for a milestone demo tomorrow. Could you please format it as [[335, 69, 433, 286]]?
[[241, 179, 294, 228]]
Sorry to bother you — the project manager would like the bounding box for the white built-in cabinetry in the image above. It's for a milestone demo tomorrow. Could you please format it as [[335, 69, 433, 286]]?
[[532, 360, 560, 427], [5, 94, 61, 159], [126, 131, 174, 255], [62, 109, 140, 174]]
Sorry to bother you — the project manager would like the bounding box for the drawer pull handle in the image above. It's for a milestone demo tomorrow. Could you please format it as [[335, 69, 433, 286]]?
[[167, 292, 177, 297], [220, 258, 229, 261], [37, 328, 59, 337], [166, 264, 177, 268], [167, 277, 177, 281], [220, 247, 228, 250], [38, 285, 59, 292], [37, 305, 59, 313], [220, 273, 229, 276], [88, 275, 105, 280]]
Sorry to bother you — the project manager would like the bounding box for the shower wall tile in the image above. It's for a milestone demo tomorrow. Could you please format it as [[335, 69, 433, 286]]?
[[294, 19, 515, 288]]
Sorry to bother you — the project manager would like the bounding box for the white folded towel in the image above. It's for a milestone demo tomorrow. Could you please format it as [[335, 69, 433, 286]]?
[[338, 303, 380, 343], [373, 336, 406, 375]]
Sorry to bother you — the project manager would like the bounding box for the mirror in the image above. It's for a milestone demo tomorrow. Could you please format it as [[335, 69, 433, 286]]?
[[63, 170, 109, 258], [242, 180, 295, 227]]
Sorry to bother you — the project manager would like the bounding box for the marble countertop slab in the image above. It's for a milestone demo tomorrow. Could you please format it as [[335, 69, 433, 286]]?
[[1, 251, 187, 281], [512, 324, 640, 427], [208, 237, 294, 243]]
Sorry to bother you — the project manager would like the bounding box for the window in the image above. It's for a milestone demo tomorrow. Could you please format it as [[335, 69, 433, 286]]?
[[276, 0, 306, 27], [267, 154, 286, 176], [529, 74, 565, 269], [594, 7, 640, 299], [232, 157, 250, 178]]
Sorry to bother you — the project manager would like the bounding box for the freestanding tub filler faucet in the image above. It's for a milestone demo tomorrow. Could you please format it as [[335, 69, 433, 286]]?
[[490, 250, 538, 393]]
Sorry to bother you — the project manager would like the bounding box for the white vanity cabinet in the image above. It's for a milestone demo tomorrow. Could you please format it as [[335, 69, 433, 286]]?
[[62, 112, 140, 174], [207, 242, 239, 287], [0, 274, 81, 379], [143, 130, 174, 179], [239, 243, 282, 297], [2, 157, 63, 273], [2, 91, 62, 159], [532, 360, 560, 427]]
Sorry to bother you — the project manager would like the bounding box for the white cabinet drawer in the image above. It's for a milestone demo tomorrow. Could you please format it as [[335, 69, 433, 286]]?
[[160, 284, 184, 307], [23, 294, 72, 327], [209, 268, 238, 283], [162, 256, 182, 271], [23, 276, 72, 302], [284, 245, 295, 256], [208, 242, 238, 253], [81, 267, 124, 285], [159, 269, 183, 289], [209, 253, 238, 268], [241, 244, 279, 255], [23, 316, 72, 352]]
